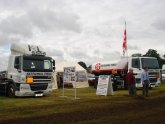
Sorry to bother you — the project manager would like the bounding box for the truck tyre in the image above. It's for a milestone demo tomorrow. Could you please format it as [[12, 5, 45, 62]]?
[[124, 83, 128, 90], [113, 84, 118, 91], [8, 83, 15, 97], [149, 87, 152, 89]]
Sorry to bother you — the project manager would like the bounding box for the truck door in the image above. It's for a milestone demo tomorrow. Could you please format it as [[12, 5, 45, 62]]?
[[14, 56, 21, 70], [131, 58, 141, 84], [132, 58, 140, 69]]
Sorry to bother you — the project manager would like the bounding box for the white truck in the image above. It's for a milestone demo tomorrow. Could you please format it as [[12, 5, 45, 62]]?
[[161, 64, 165, 82], [0, 43, 55, 97], [92, 55, 160, 90]]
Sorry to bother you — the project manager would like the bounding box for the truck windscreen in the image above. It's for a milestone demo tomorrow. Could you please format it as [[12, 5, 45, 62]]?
[[141, 58, 159, 69], [23, 56, 52, 72]]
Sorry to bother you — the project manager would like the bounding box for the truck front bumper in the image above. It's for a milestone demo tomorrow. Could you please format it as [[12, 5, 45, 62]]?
[[15, 89, 53, 97], [15, 83, 53, 97]]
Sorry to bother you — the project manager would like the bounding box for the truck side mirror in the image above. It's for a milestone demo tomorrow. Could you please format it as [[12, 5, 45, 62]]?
[[52, 60, 55, 72], [53, 60, 55, 67], [14, 56, 20, 70], [53, 67, 56, 72]]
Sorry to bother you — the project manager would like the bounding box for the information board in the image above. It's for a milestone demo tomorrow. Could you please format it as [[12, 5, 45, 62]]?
[[63, 67, 76, 83], [96, 75, 114, 96]]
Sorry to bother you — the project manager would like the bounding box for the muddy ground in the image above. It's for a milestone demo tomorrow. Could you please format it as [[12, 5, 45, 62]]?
[[1, 93, 165, 124]]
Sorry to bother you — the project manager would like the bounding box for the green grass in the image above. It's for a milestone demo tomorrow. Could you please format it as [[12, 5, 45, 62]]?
[[0, 83, 165, 123]]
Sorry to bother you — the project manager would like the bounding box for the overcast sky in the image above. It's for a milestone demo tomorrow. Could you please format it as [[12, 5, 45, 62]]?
[[0, 0, 165, 70]]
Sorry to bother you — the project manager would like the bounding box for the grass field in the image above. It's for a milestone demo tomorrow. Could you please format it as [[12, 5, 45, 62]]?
[[0, 84, 165, 124]]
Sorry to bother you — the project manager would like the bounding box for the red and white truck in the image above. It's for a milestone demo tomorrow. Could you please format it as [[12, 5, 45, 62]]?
[[92, 55, 160, 90]]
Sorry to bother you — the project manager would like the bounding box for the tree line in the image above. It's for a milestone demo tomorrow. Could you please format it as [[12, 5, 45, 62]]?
[[143, 49, 165, 68]]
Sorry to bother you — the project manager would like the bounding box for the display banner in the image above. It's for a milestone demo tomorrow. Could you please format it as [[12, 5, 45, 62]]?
[[96, 75, 114, 96]]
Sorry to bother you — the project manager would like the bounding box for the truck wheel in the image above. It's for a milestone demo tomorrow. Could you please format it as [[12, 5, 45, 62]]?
[[124, 83, 128, 90], [113, 84, 118, 91], [8, 84, 15, 97], [149, 87, 152, 89]]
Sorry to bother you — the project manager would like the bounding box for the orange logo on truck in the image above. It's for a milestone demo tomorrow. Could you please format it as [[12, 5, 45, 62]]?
[[95, 63, 101, 71], [112, 69, 117, 74]]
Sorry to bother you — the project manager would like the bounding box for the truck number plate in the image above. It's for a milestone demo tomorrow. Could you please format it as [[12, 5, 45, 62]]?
[[35, 93, 43, 97]]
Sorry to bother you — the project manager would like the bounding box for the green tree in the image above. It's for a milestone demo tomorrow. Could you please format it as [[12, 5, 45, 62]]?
[[143, 49, 161, 59]]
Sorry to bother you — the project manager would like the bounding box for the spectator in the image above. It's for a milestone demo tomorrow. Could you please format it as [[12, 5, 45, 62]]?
[[127, 68, 136, 96], [141, 67, 150, 97]]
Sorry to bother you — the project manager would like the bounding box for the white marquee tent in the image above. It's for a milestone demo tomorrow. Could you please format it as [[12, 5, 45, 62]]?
[[52, 62, 89, 89]]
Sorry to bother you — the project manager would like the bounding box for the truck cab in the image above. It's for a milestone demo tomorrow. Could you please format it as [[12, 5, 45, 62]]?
[[0, 43, 55, 97], [129, 57, 160, 88]]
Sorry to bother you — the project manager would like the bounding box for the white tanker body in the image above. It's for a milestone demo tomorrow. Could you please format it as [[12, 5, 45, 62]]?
[[92, 56, 160, 90]]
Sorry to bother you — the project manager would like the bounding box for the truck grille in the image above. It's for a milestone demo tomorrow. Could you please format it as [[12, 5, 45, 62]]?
[[30, 83, 48, 91], [32, 76, 51, 83], [149, 78, 157, 83], [148, 72, 157, 75]]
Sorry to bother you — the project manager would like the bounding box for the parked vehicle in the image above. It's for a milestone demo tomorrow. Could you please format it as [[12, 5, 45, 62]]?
[[92, 55, 160, 90], [87, 73, 95, 86], [161, 64, 165, 82], [0, 43, 55, 97]]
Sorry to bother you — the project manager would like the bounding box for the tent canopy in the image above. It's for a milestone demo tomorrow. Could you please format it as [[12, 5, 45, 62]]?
[[53, 61, 89, 89], [55, 61, 86, 72]]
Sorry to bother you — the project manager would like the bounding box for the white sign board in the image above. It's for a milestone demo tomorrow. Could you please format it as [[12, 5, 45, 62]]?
[[62, 66, 79, 99], [96, 75, 113, 96], [63, 67, 76, 83]]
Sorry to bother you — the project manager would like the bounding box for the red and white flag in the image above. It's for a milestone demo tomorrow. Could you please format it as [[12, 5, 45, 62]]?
[[122, 28, 127, 56]]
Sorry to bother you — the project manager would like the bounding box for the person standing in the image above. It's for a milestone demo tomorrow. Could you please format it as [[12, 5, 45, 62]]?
[[127, 68, 136, 96], [141, 67, 150, 97]]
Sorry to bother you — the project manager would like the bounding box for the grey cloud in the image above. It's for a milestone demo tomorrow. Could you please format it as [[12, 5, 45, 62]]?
[[0, 0, 27, 8], [0, 33, 11, 46], [70, 49, 89, 59], [92, 50, 121, 62], [46, 48, 64, 57], [28, 9, 81, 33], [0, 5, 82, 46], [0, 15, 33, 46], [0, 15, 33, 37], [127, 44, 139, 50], [102, 51, 121, 61], [40, 47, 64, 62], [152, 18, 165, 31], [93, 49, 101, 55], [0, 54, 9, 71], [67, 48, 97, 65], [1, 0, 165, 67], [0, 33, 23, 46]]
